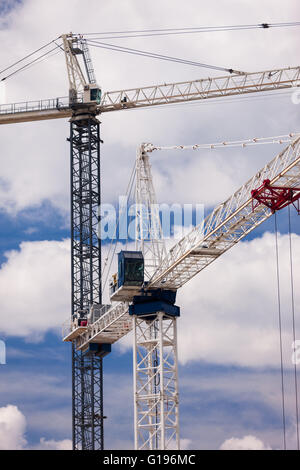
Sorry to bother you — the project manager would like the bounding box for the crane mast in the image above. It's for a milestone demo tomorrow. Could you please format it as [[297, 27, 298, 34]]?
[[62, 34, 105, 450], [132, 145, 179, 449], [70, 115, 103, 450]]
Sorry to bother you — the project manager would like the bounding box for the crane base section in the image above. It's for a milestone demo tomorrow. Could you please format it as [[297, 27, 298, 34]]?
[[133, 312, 180, 450], [129, 289, 180, 317], [130, 301, 180, 317], [83, 343, 111, 358]]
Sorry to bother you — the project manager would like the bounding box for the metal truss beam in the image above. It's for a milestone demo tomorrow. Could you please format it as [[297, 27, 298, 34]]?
[[135, 144, 167, 279], [100, 66, 300, 112], [62, 34, 87, 101], [133, 313, 180, 450], [70, 113, 103, 450], [72, 345, 104, 450], [149, 137, 300, 289], [1, 66, 299, 125]]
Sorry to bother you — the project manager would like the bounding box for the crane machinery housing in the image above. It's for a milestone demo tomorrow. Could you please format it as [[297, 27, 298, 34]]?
[[0, 31, 300, 450]]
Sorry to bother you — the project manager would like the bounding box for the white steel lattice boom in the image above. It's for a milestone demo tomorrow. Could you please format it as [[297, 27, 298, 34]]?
[[1, 66, 299, 124], [66, 137, 300, 350], [149, 136, 300, 289]]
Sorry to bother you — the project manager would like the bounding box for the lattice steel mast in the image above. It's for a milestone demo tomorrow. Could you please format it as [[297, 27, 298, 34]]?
[[62, 34, 104, 450], [134, 145, 179, 449], [70, 115, 103, 450]]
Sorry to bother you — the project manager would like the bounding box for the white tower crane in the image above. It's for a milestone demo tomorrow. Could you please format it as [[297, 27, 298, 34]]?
[[66, 135, 300, 449]]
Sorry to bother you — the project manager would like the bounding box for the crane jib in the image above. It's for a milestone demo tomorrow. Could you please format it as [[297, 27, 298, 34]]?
[[0, 66, 299, 125]]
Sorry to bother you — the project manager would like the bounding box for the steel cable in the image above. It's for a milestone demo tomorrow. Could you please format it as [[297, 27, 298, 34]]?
[[274, 211, 287, 449], [288, 205, 300, 449]]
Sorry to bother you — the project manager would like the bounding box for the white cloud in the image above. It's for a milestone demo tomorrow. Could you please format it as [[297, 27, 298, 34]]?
[[167, 438, 192, 450], [0, 0, 299, 215], [0, 120, 70, 214], [0, 404, 27, 450], [0, 239, 70, 339], [0, 230, 298, 372], [177, 231, 300, 368], [0, 404, 71, 450], [220, 435, 271, 450], [34, 437, 72, 450]]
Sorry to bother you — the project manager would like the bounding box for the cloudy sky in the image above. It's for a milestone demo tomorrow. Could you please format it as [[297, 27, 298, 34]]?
[[0, 0, 300, 450]]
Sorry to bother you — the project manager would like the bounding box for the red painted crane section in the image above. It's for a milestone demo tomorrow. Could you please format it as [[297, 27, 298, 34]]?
[[251, 179, 300, 214]]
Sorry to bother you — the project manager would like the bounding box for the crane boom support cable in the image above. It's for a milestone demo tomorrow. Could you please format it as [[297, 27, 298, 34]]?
[[274, 211, 287, 450], [86, 40, 243, 74], [0, 38, 60, 78], [79, 21, 300, 39], [6, 48, 64, 78], [101, 163, 136, 292], [288, 205, 300, 450], [1, 45, 62, 81]]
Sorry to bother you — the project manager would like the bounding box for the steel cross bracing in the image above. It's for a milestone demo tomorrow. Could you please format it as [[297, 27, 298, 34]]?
[[135, 144, 167, 279], [135, 146, 178, 450], [70, 114, 104, 450], [62, 34, 87, 102], [72, 345, 104, 450], [100, 66, 300, 111], [70, 116, 101, 315], [71, 136, 300, 351], [133, 313, 179, 450], [149, 136, 300, 289], [0, 66, 299, 125], [74, 302, 130, 351]]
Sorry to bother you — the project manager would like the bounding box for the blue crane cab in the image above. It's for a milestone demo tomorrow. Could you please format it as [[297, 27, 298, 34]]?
[[110, 251, 144, 302]]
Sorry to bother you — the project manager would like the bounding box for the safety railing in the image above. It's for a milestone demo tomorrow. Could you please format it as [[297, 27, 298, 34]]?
[[0, 94, 85, 115]]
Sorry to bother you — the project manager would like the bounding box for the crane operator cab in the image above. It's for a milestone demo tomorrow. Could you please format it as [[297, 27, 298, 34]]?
[[73, 309, 88, 328], [83, 84, 102, 105], [110, 251, 144, 302]]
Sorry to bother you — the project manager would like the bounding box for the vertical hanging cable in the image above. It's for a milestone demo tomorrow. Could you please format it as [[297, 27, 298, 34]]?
[[288, 205, 300, 449], [101, 163, 136, 291], [274, 211, 287, 449]]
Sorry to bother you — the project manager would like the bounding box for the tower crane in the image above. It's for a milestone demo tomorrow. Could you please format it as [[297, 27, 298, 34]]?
[[0, 32, 299, 450], [67, 135, 300, 449]]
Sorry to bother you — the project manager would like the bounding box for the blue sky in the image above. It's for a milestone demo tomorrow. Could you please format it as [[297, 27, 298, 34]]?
[[0, 0, 300, 451], [0, 203, 68, 264], [0, 1, 22, 16]]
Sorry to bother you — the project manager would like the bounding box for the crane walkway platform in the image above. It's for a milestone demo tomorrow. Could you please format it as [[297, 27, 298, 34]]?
[[63, 302, 131, 351]]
